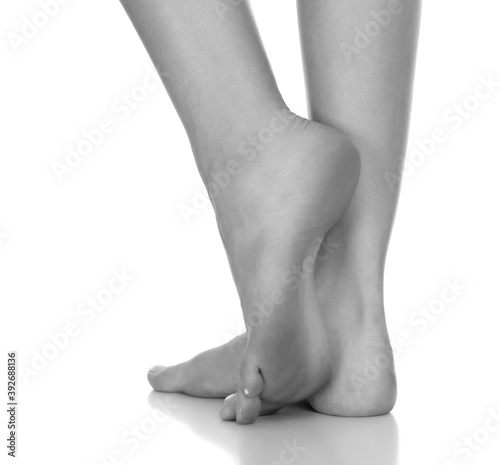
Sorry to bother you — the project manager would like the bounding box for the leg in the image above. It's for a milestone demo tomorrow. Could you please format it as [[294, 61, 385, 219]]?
[[120, 0, 360, 424], [298, 0, 422, 415], [147, 0, 420, 418]]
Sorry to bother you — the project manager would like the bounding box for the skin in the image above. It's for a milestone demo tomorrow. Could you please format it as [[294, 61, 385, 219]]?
[[298, 0, 422, 416], [120, 0, 360, 425], [223, 0, 421, 418], [119, 0, 421, 422]]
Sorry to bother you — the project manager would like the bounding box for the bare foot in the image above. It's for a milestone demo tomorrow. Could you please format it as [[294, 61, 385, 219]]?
[[149, 111, 360, 424], [149, 230, 397, 418], [148, 334, 245, 397]]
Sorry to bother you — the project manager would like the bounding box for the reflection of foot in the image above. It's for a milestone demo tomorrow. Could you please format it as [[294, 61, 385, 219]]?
[[148, 392, 399, 465], [149, 112, 360, 424]]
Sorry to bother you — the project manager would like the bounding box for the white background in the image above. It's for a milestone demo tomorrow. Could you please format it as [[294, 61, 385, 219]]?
[[2, 0, 500, 464]]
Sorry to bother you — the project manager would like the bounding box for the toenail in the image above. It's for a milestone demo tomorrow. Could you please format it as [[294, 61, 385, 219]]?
[[243, 389, 250, 396], [224, 393, 236, 402]]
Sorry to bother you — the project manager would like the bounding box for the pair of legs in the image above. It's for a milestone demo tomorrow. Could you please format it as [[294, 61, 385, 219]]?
[[120, 0, 421, 424]]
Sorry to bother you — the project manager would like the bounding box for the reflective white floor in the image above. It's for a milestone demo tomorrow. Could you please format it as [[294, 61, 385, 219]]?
[[147, 392, 399, 465], [15, 354, 500, 465]]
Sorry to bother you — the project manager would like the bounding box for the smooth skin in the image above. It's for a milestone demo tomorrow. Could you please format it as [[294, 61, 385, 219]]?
[[120, 0, 421, 423]]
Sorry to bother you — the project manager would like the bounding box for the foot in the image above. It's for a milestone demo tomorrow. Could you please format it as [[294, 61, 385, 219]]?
[[149, 110, 360, 425], [149, 235, 397, 418], [148, 334, 245, 398], [148, 334, 283, 416]]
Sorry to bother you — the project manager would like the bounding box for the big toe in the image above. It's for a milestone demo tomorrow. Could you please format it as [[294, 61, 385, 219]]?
[[148, 365, 183, 392]]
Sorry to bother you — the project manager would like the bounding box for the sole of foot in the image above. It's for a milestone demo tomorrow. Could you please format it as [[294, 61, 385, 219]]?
[[213, 113, 360, 425]]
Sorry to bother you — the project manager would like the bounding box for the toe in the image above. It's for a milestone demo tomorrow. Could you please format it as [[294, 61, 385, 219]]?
[[148, 365, 182, 392], [235, 388, 261, 425], [219, 393, 237, 421]]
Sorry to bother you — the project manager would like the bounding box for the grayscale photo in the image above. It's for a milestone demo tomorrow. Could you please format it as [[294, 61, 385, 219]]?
[[2, 0, 500, 464]]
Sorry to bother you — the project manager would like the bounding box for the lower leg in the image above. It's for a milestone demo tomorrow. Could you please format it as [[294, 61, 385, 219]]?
[[297, 0, 422, 415], [119, 0, 286, 177]]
